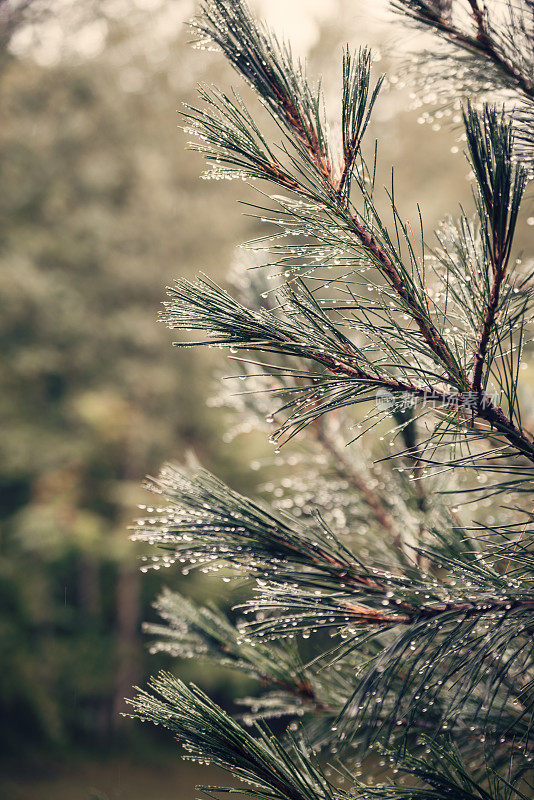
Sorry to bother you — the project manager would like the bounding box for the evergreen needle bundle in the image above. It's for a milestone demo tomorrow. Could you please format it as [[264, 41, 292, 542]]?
[[127, 1, 534, 798]]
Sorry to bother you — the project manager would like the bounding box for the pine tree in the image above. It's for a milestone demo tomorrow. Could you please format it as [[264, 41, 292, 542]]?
[[128, 1, 534, 797]]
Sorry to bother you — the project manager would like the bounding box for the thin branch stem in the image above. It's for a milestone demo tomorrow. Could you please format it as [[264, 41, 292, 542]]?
[[345, 211, 465, 385], [413, 0, 534, 100], [471, 268, 505, 395], [313, 418, 400, 542], [466, 0, 534, 98], [342, 596, 534, 627]]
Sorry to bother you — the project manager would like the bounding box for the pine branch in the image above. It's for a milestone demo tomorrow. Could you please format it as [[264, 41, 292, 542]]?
[[128, 673, 341, 800], [186, 4, 467, 386], [129, 678, 530, 800], [392, 1, 534, 101], [133, 464, 394, 593], [163, 268, 534, 469], [313, 418, 398, 541], [465, 105, 528, 397], [338, 47, 384, 198], [145, 589, 333, 717], [133, 463, 534, 749], [177, 0, 534, 474], [162, 275, 466, 435], [391, 1, 534, 170], [347, 737, 532, 799], [194, 0, 334, 182], [147, 580, 533, 757], [214, 262, 449, 557], [131, 0, 534, 795]]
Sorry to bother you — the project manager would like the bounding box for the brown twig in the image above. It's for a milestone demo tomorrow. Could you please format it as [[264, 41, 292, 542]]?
[[417, 0, 534, 100], [472, 277, 505, 397], [343, 595, 534, 627], [346, 212, 465, 385], [471, 183, 510, 397], [269, 80, 334, 181], [314, 419, 398, 538], [337, 134, 361, 197]]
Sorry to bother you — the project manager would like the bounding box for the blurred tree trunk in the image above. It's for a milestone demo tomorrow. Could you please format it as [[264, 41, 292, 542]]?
[[112, 433, 144, 732], [78, 555, 100, 617], [112, 563, 142, 730]]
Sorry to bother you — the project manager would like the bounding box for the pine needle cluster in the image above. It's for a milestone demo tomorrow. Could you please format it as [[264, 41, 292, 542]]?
[[127, 2, 534, 798]]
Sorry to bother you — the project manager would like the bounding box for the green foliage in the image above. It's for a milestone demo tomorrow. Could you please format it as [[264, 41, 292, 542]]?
[[0, 15, 255, 750]]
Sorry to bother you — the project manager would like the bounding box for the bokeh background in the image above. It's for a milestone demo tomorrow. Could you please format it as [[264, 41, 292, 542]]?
[[1, 1, 526, 798]]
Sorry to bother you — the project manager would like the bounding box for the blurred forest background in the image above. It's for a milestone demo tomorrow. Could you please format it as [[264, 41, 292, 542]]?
[[1, 0, 529, 798]]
